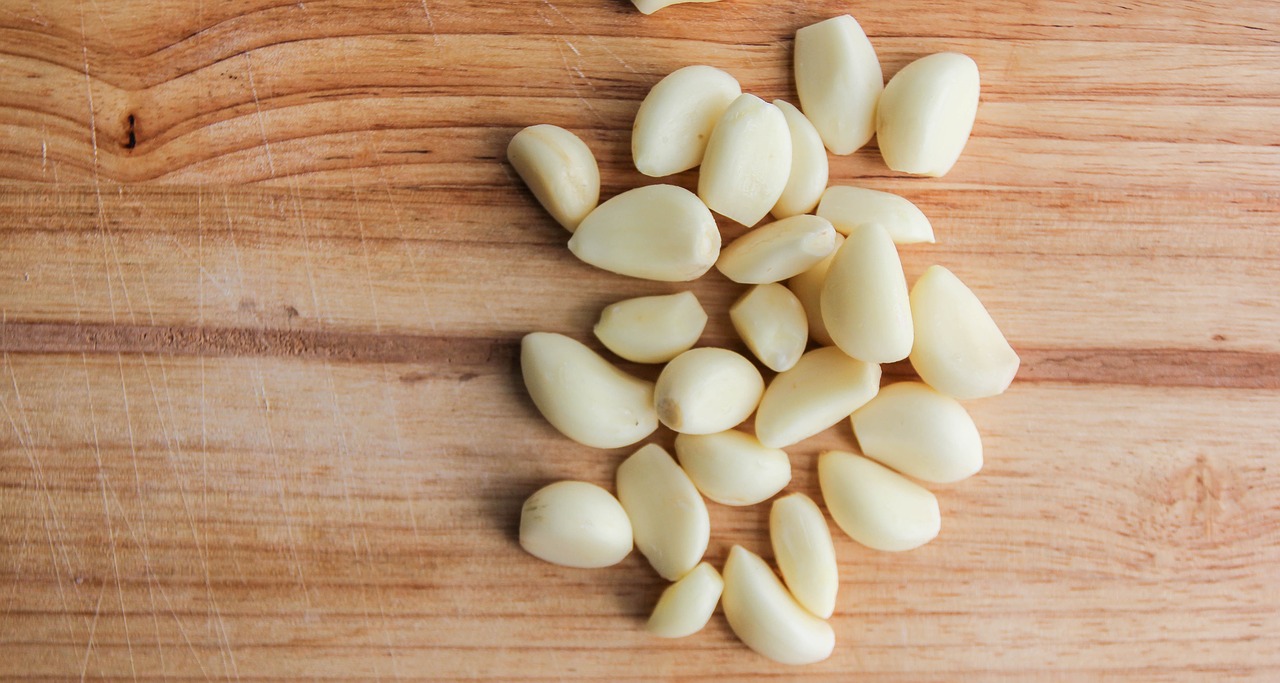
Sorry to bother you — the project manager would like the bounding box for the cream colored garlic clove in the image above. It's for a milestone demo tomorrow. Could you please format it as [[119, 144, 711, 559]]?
[[631, 0, 720, 15], [794, 15, 883, 155], [909, 265, 1019, 399], [821, 223, 913, 364], [721, 545, 835, 665], [655, 348, 764, 435], [593, 291, 708, 364], [646, 562, 724, 638], [770, 493, 838, 619], [616, 444, 711, 581], [519, 481, 633, 568], [771, 100, 829, 218], [632, 65, 742, 176], [877, 52, 981, 177], [851, 381, 982, 484], [816, 185, 935, 244], [754, 346, 880, 449], [521, 333, 658, 449], [786, 233, 842, 347], [569, 184, 720, 282], [698, 94, 792, 227], [818, 450, 941, 552], [730, 284, 808, 373], [716, 214, 838, 285], [674, 429, 791, 506], [507, 125, 600, 233]]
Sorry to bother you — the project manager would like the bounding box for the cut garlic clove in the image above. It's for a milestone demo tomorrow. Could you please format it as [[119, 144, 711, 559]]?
[[616, 444, 711, 581], [730, 284, 808, 373], [507, 125, 600, 232], [818, 450, 941, 552], [851, 381, 982, 484], [754, 346, 880, 449], [674, 430, 791, 506], [698, 94, 792, 227], [770, 493, 838, 619], [631, 0, 720, 16], [655, 348, 764, 435], [909, 265, 1019, 399], [646, 562, 724, 638], [569, 184, 720, 282], [520, 481, 633, 568], [716, 214, 837, 285], [794, 15, 883, 155], [771, 100, 829, 219], [632, 65, 742, 176], [877, 52, 981, 177], [721, 545, 835, 665], [594, 291, 707, 364], [816, 185, 934, 244], [786, 233, 842, 347], [821, 223, 913, 364]]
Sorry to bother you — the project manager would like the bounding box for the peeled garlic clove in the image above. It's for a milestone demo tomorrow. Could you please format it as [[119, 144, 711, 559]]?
[[655, 348, 764, 435], [771, 100, 828, 218], [633, 65, 741, 176], [821, 223, 913, 364], [786, 233, 842, 347], [794, 15, 883, 155], [569, 184, 720, 282], [877, 52, 981, 177], [520, 332, 658, 449], [730, 284, 808, 373], [716, 214, 837, 285], [909, 265, 1019, 399], [770, 493, 838, 619], [507, 125, 600, 232], [698, 94, 792, 227], [818, 450, 941, 552], [674, 430, 791, 506], [754, 346, 880, 449], [616, 444, 710, 581], [851, 381, 982, 484], [816, 185, 934, 244], [520, 481, 633, 568], [631, 0, 719, 15], [593, 291, 707, 364], [721, 545, 835, 665], [646, 562, 724, 638]]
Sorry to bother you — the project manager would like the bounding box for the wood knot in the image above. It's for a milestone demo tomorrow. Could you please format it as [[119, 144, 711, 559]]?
[[122, 113, 137, 150]]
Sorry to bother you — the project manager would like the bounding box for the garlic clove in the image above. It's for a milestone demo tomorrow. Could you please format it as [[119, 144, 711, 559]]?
[[730, 283, 808, 373], [519, 481, 633, 568], [716, 214, 838, 285], [569, 184, 721, 282], [632, 65, 742, 176], [616, 444, 711, 581], [594, 291, 708, 364], [646, 562, 724, 638], [698, 94, 792, 227], [771, 100, 829, 218], [909, 265, 1019, 399], [794, 15, 883, 155], [770, 493, 838, 619], [721, 545, 835, 665], [654, 347, 764, 435], [674, 429, 791, 506], [786, 233, 843, 347], [754, 346, 880, 449], [818, 450, 941, 552], [507, 124, 600, 232], [821, 223, 913, 364], [877, 52, 981, 177], [851, 381, 983, 484], [816, 185, 934, 244]]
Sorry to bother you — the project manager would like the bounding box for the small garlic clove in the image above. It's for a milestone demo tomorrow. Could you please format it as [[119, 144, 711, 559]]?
[[818, 450, 941, 552], [730, 283, 808, 373], [816, 185, 934, 244], [770, 493, 838, 619], [632, 65, 742, 176], [593, 291, 708, 364], [631, 0, 720, 15], [519, 481, 633, 568], [851, 381, 983, 484], [520, 332, 658, 449], [786, 233, 842, 347], [877, 52, 981, 177], [754, 346, 880, 449], [507, 125, 600, 232], [616, 444, 710, 581], [821, 223, 913, 364], [674, 429, 791, 506], [646, 562, 724, 638], [794, 15, 883, 155], [569, 184, 721, 282], [771, 100, 829, 219], [716, 214, 838, 285], [909, 265, 1019, 399], [698, 94, 792, 227], [721, 545, 835, 665], [655, 348, 764, 435]]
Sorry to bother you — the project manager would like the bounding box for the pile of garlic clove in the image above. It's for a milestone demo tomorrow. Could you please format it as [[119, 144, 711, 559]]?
[[508, 14, 1017, 666]]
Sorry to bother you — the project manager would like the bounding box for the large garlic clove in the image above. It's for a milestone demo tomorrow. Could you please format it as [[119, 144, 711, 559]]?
[[632, 65, 742, 176], [771, 100, 829, 218], [507, 124, 601, 232], [569, 184, 720, 282], [521, 333, 658, 449], [631, 0, 720, 16], [851, 381, 982, 484], [721, 545, 835, 665], [754, 346, 880, 449], [794, 15, 883, 155], [816, 185, 934, 244], [877, 52, 981, 177], [593, 291, 708, 364], [616, 444, 711, 581], [519, 481, 633, 568], [786, 233, 842, 347], [716, 214, 837, 285], [698, 94, 792, 227], [646, 562, 724, 639], [674, 429, 791, 506], [821, 223, 913, 364], [655, 348, 764, 435], [770, 493, 838, 619], [818, 450, 941, 552], [730, 283, 808, 373], [909, 265, 1019, 399]]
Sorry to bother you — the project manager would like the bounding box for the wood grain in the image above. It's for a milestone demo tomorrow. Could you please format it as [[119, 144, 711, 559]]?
[[1, 0, 1278, 679]]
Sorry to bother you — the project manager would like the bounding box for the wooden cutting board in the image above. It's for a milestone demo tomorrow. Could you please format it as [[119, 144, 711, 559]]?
[[1, 0, 1277, 679]]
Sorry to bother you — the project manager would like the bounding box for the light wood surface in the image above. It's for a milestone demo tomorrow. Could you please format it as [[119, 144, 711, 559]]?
[[1, 0, 1278, 679]]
